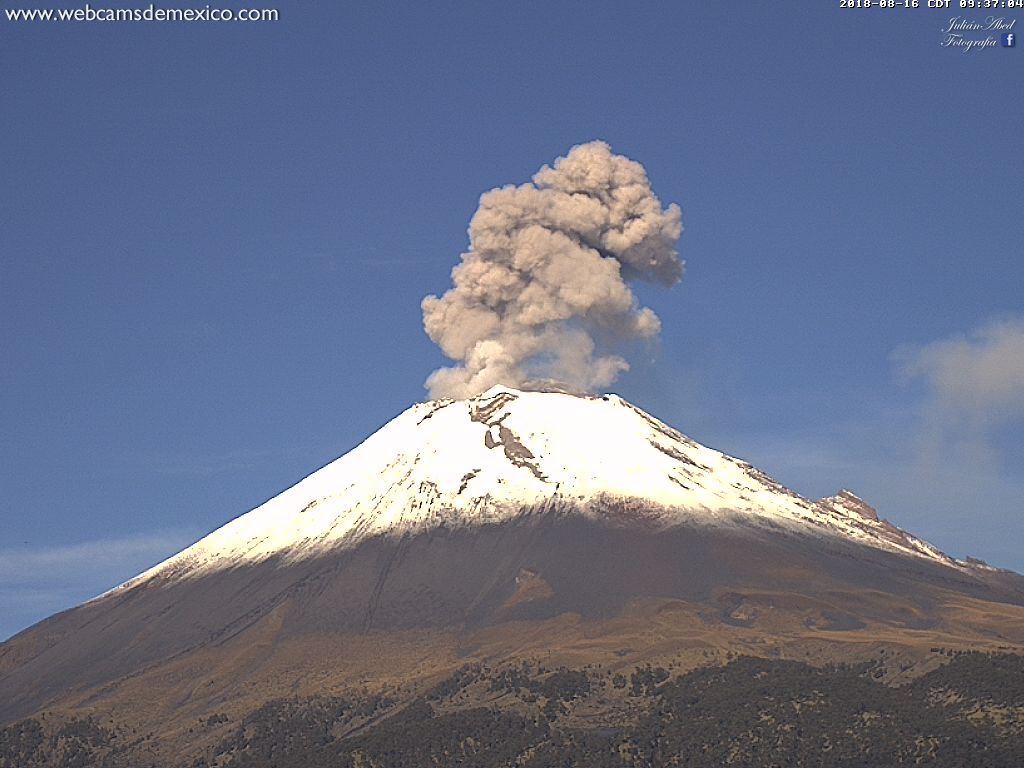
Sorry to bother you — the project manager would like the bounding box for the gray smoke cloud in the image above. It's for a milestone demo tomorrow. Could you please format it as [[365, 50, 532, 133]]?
[[422, 140, 683, 399]]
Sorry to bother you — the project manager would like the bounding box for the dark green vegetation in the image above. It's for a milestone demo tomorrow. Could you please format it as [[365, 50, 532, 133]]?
[[0, 716, 130, 768], [3, 652, 1023, 767]]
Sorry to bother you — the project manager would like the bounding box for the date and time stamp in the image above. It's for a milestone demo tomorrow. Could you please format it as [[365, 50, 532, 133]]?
[[838, 0, 1018, 51], [839, 0, 1020, 8]]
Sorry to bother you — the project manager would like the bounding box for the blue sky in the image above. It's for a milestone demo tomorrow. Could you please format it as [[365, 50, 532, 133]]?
[[2, 1, 1022, 640]]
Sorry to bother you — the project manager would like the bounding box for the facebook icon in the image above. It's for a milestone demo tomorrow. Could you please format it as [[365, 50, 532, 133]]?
[[1003, 32, 1016, 47]]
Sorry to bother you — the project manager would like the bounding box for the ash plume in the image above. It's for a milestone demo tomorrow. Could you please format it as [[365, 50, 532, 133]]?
[[422, 140, 684, 399]]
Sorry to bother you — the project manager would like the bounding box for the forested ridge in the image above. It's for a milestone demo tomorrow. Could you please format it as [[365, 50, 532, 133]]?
[[3, 652, 1023, 767]]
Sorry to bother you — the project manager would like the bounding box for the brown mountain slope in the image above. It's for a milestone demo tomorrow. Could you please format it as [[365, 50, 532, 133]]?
[[2, 508, 1023, 756]]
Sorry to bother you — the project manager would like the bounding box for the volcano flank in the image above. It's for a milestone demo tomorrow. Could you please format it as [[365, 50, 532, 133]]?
[[2, 388, 1024, 766]]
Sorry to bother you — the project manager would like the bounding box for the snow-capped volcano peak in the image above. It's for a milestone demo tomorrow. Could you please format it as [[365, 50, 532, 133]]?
[[119, 387, 955, 590]]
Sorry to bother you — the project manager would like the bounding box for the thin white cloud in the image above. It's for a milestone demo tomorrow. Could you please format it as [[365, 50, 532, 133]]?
[[893, 317, 1024, 474], [711, 323, 1024, 573], [0, 530, 198, 640], [0, 531, 191, 585], [122, 442, 334, 478], [895, 316, 1024, 429], [880, 317, 1024, 564]]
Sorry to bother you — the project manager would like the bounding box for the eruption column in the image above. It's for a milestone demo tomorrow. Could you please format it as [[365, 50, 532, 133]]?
[[423, 140, 684, 398]]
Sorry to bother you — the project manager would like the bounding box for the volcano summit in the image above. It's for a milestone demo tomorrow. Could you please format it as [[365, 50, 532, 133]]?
[[115, 386, 961, 582]]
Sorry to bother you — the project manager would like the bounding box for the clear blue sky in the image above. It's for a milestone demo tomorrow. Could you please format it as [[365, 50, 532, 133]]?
[[2, 1, 1022, 640]]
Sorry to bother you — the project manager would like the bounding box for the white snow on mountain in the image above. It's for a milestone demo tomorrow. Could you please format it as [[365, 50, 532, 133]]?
[[112, 387, 959, 593]]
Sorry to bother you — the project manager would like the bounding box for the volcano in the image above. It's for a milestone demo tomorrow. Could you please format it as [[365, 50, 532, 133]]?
[[2, 387, 1023, 760]]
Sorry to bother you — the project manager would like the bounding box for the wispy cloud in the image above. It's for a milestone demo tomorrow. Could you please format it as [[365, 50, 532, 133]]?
[[705, 320, 1024, 572], [0, 532, 191, 584], [856, 317, 1024, 566], [894, 316, 1024, 468], [147, 447, 290, 477], [0, 530, 198, 641], [895, 316, 1024, 425], [123, 443, 337, 478]]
